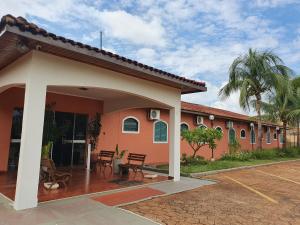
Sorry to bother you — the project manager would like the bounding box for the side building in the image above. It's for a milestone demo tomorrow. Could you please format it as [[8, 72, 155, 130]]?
[[98, 101, 283, 165]]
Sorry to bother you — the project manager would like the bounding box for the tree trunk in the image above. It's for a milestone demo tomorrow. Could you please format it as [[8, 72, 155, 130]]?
[[192, 150, 197, 158], [283, 121, 287, 149], [256, 96, 263, 150], [297, 119, 300, 148]]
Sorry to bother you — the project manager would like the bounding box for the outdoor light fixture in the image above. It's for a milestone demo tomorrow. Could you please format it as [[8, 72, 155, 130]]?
[[209, 115, 215, 121], [276, 126, 280, 131], [250, 122, 254, 127], [16, 40, 29, 53]]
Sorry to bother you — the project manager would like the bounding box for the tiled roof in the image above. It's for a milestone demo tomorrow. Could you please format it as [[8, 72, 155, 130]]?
[[181, 101, 250, 120], [0, 15, 206, 89], [181, 101, 280, 127]]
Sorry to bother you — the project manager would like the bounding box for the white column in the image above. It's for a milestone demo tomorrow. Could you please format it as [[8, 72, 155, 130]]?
[[169, 106, 181, 181], [14, 80, 47, 210], [86, 144, 91, 170]]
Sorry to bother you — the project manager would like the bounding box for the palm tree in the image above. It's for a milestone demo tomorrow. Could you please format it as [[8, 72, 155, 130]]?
[[260, 76, 298, 148], [288, 77, 300, 147], [219, 48, 291, 149]]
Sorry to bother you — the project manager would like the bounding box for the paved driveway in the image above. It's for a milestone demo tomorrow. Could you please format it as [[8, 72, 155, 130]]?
[[123, 161, 300, 225]]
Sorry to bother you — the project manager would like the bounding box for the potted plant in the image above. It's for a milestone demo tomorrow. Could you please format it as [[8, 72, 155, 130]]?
[[86, 113, 102, 169], [113, 144, 127, 173]]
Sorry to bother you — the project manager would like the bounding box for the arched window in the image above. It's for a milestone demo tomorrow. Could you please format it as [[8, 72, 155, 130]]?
[[250, 127, 256, 144], [228, 128, 236, 144], [198, 124, 207, 129], [266, 127, 271, 144], [154, 121, 168, 143], [240, 129, 246, 139], [215, 126, 223, 133], [280, 129, 284, 144], [122, 116, 139, 133], [180, 123, 189, 132]]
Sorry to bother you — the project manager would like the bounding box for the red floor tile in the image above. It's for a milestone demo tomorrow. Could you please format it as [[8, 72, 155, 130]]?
[[92, 187, 165, 206]]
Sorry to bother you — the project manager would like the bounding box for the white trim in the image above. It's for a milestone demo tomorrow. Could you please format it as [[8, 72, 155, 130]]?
[[11, 139, 21, 143], [250, 127, 256, 144], [198, 123, 207, 129], [63, 140, 86, 144], [122, 116, 140, 134], [215, 126, 223, 133], [240, 129, 246, 139], [153, 120, 168, 144], [180, 122, 190, 130]]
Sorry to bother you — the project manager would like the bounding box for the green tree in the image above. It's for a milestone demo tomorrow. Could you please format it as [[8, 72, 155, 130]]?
[[219, 48, 291, 149], [287, 77, 300, 147], [181, 127, 222, 159], [260, 76, 298, 148]]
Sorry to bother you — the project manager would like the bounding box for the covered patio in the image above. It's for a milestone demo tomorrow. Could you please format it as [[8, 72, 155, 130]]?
[[0, 168, 168, 203], [0, 15, 206, 210]]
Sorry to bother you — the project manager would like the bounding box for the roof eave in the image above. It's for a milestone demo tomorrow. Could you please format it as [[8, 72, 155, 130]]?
[[2, 25, 206, 94]]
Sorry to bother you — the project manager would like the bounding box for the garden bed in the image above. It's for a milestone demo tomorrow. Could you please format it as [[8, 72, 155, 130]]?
[[156, 148, 300, 175]]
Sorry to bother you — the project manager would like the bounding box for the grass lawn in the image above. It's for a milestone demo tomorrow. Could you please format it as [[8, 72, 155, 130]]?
[[157, 157, 299, 174]]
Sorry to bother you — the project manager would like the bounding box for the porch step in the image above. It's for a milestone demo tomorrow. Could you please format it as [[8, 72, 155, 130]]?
[[92, 187, 165, 206]]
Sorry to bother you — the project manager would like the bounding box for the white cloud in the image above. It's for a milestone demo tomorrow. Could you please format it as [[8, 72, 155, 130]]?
[[182, 82, 255, 115], [97, 11, 166, 47], [254, 0, 299, 7], [1, 0, 299, 115], [0, 1, 167, 47]]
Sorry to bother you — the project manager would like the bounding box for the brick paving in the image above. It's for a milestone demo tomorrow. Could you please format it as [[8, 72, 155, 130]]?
[[123, 161, 300, 225]]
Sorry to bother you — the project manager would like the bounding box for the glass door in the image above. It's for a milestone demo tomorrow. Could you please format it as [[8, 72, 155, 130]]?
[[8, 108, 23, 169], [52, 112, 74, 167], [8, 109, 88, 169], [72, 114, 88, 166], [52, 112, 88, 168]]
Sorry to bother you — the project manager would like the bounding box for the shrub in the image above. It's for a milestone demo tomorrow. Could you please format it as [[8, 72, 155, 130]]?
[[251, 149, 278, 159], [221, 151, 252, 161], [279, 147, 300, 157], [228, 139, 241, 155], [181, 153, 207, 166], [222, 147, 300, 161]]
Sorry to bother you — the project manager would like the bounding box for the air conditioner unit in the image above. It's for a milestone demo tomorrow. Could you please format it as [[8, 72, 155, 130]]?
[[226, 121, 234, 129], [149, 109, 160, 120], [196, 116, 204, 125]]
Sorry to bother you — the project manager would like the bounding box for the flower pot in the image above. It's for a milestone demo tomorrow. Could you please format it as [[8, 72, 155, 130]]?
[[113, 158, 122, 174]]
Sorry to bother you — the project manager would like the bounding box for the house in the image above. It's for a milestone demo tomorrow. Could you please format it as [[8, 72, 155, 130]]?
[[0, 15, 206, 210], [0, 15, 283, 211]]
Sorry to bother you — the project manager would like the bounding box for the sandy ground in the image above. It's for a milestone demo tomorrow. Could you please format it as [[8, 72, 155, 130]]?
[[123, 161, 300, 225]]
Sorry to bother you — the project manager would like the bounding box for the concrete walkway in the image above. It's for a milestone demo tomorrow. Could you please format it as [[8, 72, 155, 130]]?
[[0, 177, 214, 225]]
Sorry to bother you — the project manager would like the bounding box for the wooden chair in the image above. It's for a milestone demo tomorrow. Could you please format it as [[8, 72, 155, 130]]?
[[97, 150, 115, 176], [119, 153, 146, 178], [41, 159, 72, 188]]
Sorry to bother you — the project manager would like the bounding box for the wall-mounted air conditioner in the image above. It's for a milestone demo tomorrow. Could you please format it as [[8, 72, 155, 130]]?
[[149, 109, 160, 120], [226, 121, 234, 129], [196, 116, 204, 125]]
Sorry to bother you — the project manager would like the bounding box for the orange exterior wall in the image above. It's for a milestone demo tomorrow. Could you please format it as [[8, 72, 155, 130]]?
[[0, 88, 282, 170], [98, 109, 170, 165], [98, 110, 281, 164], [0, 88, 103, 171]]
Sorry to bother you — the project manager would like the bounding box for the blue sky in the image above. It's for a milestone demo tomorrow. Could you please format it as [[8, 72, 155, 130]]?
[[1, 0, 300, 114]]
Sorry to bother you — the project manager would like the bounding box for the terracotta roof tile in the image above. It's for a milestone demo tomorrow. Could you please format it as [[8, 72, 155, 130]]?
[[181, 101, 279, 126], [0, 14, 206, 89]]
